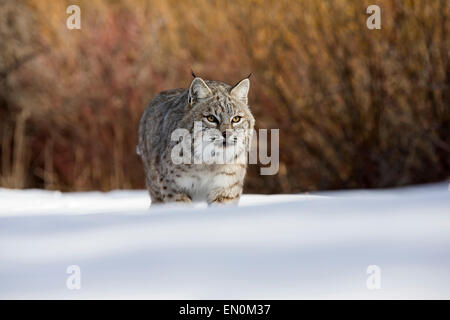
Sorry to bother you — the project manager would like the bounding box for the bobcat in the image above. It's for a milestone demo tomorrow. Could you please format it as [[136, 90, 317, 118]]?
[[138, 74, 255, 206]]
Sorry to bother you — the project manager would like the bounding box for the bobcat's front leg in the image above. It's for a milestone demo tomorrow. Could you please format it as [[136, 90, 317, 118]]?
[[207, 184, 242, 206], [162, 187, 192, 204]]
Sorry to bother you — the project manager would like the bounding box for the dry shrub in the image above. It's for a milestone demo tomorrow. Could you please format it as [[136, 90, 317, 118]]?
[[0, 0, 449, 192]]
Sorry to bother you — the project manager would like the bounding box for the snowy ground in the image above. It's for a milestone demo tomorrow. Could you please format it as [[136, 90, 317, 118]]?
[[0, 183, 449, 299]]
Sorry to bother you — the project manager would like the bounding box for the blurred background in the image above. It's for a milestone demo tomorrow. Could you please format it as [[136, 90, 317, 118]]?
[[0, 0, 448, 193]]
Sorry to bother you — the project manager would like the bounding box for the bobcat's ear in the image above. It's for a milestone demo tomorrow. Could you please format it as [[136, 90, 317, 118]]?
[[230, 78, 250, 104], [188, 77, 212, 105]]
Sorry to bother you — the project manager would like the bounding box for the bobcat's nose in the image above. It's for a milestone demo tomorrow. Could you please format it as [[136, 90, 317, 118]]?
[[221, 131, 235, 146], [222, 132, 227, 146], [222, 131, 231, 146]]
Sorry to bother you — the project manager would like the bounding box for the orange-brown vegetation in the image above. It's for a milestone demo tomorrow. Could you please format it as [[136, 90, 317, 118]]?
[[0, 0, 449, 192]]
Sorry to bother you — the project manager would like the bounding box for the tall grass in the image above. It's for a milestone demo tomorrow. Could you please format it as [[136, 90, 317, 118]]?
[[0, 0, 449, 192]]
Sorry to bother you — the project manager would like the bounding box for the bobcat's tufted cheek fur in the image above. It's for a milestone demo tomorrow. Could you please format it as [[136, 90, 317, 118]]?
[[138, 75, 255, 206]]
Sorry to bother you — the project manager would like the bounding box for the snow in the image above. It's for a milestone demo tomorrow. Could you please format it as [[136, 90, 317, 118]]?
[[0, 183, 449, 299]]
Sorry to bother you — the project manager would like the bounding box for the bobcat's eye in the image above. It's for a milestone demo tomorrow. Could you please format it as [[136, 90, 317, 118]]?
[[206, 115, 217, 123], [231, 116, 242, 123]]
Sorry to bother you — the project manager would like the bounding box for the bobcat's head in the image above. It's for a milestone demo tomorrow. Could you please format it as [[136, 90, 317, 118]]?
[[185, 76, 255, 164]]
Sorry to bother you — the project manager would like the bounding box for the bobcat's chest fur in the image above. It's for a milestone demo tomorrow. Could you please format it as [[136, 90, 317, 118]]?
[[174, 166, 237, 202]]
